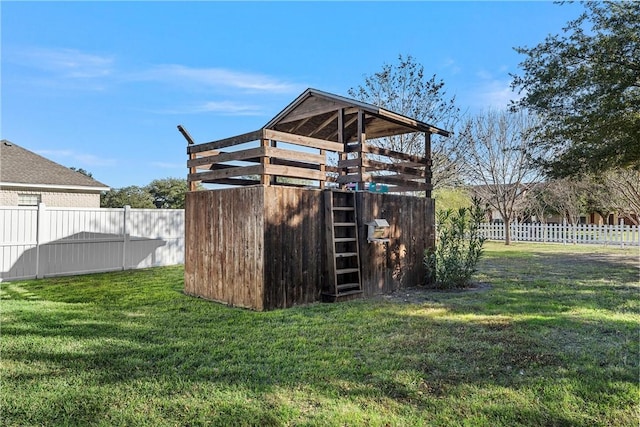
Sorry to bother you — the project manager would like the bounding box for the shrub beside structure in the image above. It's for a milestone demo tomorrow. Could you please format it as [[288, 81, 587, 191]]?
[[182, 89, 450, 310]]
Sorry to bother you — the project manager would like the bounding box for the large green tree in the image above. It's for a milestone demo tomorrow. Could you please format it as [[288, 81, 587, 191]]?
[[348, 55, 463, 188], [101, 186, 155, 208], [101, 178, 192, 209], [147, 177, 189, 209], [511, 1, 640, 177]]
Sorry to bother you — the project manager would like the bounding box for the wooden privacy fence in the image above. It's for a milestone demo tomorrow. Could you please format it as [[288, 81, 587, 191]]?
[[184, 186, 434, 310], [478, 222, 640, 246], [187, 127, 433, 194], [0, 204, 184, 282]]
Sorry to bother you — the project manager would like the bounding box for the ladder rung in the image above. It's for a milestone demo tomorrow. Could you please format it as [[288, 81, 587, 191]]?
[[334, 222, 356, 227], [336, 289, 363, 297], [335, 252, 358, 258], [336, 268, 359, 275], [334, 237, 357, 243], [333, 207, 355, 211], [337, 283, 361, 291]]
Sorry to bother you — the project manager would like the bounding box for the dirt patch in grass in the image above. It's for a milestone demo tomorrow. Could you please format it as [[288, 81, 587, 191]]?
[[377, 244, 638, 305], [561, 252, 638, 268], [376, 282, 492, 304]]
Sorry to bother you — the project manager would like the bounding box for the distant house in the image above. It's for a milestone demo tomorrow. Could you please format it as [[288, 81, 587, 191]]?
[[469, 182, 637, 225], [0, 140, 109, 207]]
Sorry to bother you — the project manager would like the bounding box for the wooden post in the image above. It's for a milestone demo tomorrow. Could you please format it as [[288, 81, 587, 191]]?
[[188, 152, 197, 191], [356, 110, 366, 191], [261, 138, 271, 186], [338, 108, 347, 190], [270, 139, 278, 185], [424, 132, 432, 199], [178, 125, 198, 192], [424, 132, 435, 264], [319, 148, 326, 189]]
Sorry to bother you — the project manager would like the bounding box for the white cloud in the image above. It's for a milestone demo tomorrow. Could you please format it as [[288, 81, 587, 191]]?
[[35, 149, 74, 157], [139, 64, 302, 94], [440, 58, 462, 75], [11, 47, 115, 79], [199, 101, 262, 114], [37, 149, 116, 167], [6, 45, 303, 114], [470, 67, 521, 110], [476, 69, 494, 80], [151, 161, 184, 169], [154, 100, 265, 116], [475, 80, 516, 110], [8, 46, 301, 94]]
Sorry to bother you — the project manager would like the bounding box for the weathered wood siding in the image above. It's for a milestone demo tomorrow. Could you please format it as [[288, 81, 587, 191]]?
[[185, 186, 434, 310], [263, 186, 325, 309], [356, 192, 435, 296], [184, 187, 265, 310]]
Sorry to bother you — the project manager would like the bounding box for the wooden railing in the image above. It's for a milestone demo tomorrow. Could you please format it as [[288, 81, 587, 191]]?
[[187, 128, 432, 193], [338, 142, 431, 193]]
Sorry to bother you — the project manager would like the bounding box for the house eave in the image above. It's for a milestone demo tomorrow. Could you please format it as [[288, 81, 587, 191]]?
[[0, 182, 110, 193]]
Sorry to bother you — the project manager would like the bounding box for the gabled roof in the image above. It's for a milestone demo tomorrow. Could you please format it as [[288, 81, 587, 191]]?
[[0, 140, 109, 191], [264, 88, 451, 142]]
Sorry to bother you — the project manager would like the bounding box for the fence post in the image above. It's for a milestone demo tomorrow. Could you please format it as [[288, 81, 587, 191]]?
[[122, 205, 131, 270], [35, 203, 46, 279]]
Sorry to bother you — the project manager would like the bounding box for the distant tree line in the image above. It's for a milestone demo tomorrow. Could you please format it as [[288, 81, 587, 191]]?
[[100, 177, 190, 209], [436, 170, 639, 227]]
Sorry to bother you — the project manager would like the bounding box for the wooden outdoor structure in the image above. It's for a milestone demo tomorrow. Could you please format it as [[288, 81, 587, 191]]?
[[182, 88, 450, 310]]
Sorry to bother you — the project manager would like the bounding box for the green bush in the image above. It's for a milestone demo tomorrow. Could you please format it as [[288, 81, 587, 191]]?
[[425, 198, 486, 289]]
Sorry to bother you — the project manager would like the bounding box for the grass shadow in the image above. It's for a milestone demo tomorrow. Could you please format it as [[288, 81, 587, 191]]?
[[2, 245, 638, 426]]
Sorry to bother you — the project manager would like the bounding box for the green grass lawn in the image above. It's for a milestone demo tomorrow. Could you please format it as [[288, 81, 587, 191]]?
[[1, 242, 638, 426]]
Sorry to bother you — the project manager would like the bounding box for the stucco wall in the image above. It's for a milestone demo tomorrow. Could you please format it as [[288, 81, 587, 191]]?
[[0, 189, 101, 208]]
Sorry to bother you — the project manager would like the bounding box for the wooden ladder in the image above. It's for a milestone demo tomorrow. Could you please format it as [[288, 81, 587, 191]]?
[[323, 189, 363, 302]]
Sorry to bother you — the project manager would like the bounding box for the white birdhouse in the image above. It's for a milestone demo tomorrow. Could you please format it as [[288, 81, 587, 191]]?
[[367, 219, 390, 243]]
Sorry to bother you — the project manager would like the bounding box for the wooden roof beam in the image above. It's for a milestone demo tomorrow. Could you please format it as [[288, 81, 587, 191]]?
[[289, 116, 313, 133], [327, 114, 358, 141], [308, 112, 338, 138]]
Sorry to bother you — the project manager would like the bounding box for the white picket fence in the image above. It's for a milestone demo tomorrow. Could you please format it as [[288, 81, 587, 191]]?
[[0, 204, 185, 282], [478, 222, 640, 246]]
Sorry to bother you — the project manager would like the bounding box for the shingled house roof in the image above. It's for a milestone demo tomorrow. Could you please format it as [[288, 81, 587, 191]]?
[[0, 140, 109, 191]]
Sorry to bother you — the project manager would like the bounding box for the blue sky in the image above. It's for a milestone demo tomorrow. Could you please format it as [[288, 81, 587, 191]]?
[[1, 1, 583, 189]]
